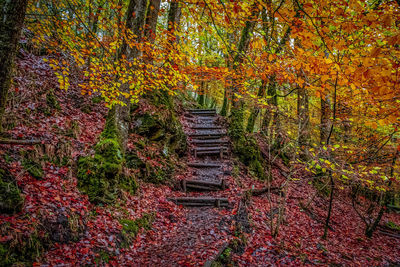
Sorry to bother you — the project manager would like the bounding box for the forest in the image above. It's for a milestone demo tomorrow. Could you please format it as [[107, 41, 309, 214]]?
[[0, 0, 399, 266]]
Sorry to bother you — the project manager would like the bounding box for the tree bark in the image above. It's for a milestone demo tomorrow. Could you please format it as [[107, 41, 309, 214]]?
[[297, 85, 310, 156], [246, 80, 267, 133], [144, 0, 161, 43], [167, 0, 181, 42], [0, 0, 28, 132], [320, 96, 330, 144], [110, 0, 148, 151]]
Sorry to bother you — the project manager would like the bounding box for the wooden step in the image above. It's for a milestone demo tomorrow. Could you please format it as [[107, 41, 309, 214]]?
[[191, 126, 223, 130], [188, 109, 217, 113], [188, 162, 221, 168], [189, 110, 216, 114], [195, 150, 226, 158], [194, 146, 227, 152], [181, 179, 227, 192], [189, 133, 225, 138], [191, 139, 228, 145], [193, 146, 228, 158], [193, 143, 228, 148], [168, 197, 229, 207]]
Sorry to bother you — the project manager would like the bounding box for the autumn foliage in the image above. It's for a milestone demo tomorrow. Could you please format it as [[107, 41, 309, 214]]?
[[0, 0, 399, 265]]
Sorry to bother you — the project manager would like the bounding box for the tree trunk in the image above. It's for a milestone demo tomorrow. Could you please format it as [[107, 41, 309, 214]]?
[[144, 0, 161, 43], [246, 80, 267, 133], [198, 81, 205, 106], [167, 0, 181, 42], [320, 96, 330, 144], [110, 0, 148, 151], [0, 0, 28, 132], [231, 8, 258, 107], [229, 6, 259, 140], [262, 76, 278, 138], [220, 89, 229, 116], [297, 85, 310, 158]]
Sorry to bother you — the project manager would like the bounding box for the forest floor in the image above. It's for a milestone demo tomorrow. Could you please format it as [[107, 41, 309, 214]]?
[[0, 50, 400, 266]]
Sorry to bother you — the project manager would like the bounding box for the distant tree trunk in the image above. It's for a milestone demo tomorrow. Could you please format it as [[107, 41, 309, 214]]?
[[198, 81, 205, 106], [320, 96, 330, 144], [261, 76, 278, 137], [0, 0, 28, 132], [297, 85, 310, 158], [338, 102, 352, 143], [260, 26, 291, 139], [220, 89, 229, 116], [246, 80, 267, 133]]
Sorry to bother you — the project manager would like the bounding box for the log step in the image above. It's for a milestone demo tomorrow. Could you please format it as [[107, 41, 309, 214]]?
[[191, 126, 223, 130], [188, 162, 221, 168], [189, 133, 225, 138], [192, 114, 217, 117], [194, 146, 227, 152], [188, 109, 217, 112], [193, 143, 228, 148], [168, 197, 229, 207], [191, 139, 228, 145], [181, 179, 227, 192], [193, 147, 228, 158], [189, 110, 216, 114]]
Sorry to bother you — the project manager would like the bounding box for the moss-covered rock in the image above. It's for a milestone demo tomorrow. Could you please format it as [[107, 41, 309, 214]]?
[[77, 105, 139, 204], [0, 168, 23, 214], [126, 147, 174, 185], [77, 151, 137, 204], [132, 111, 186, 155], [228, 107, 267, 180], [233, 136, 266, 180]]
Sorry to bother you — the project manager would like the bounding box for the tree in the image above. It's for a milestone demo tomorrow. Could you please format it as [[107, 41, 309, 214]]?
[[0, 0, 29, 132]]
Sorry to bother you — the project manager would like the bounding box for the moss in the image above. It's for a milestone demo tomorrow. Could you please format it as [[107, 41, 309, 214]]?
[[46, 90, 60, 110], [233, 136, 266, 180], [386, 221, 400, 231], [126, 149, 174, 184], [0, 168, 23, 214], [101, 107, 120, 141], [77, 139, 134, 204], [0, 232, 44, 266], [119, 213, 154, 248], [229, 108, 245, 142], [77, 151, 136, 204], [229, 107, 266, 179], [77, 106, 139, 204], [65, 121, 80, 138], [219, 247, 232, 263], [22, 158, 43, 180], [95, 250, 111, 265], [132, 111, 186, 156], [94, 139, 123, 175], [91, 95, 103, 104]]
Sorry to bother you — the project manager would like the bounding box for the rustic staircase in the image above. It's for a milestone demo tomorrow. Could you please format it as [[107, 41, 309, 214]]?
[[169, 108, 230, 208]]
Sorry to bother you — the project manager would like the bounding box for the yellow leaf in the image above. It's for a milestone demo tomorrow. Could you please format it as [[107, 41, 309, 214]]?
[[321, 75, 329, 82]]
